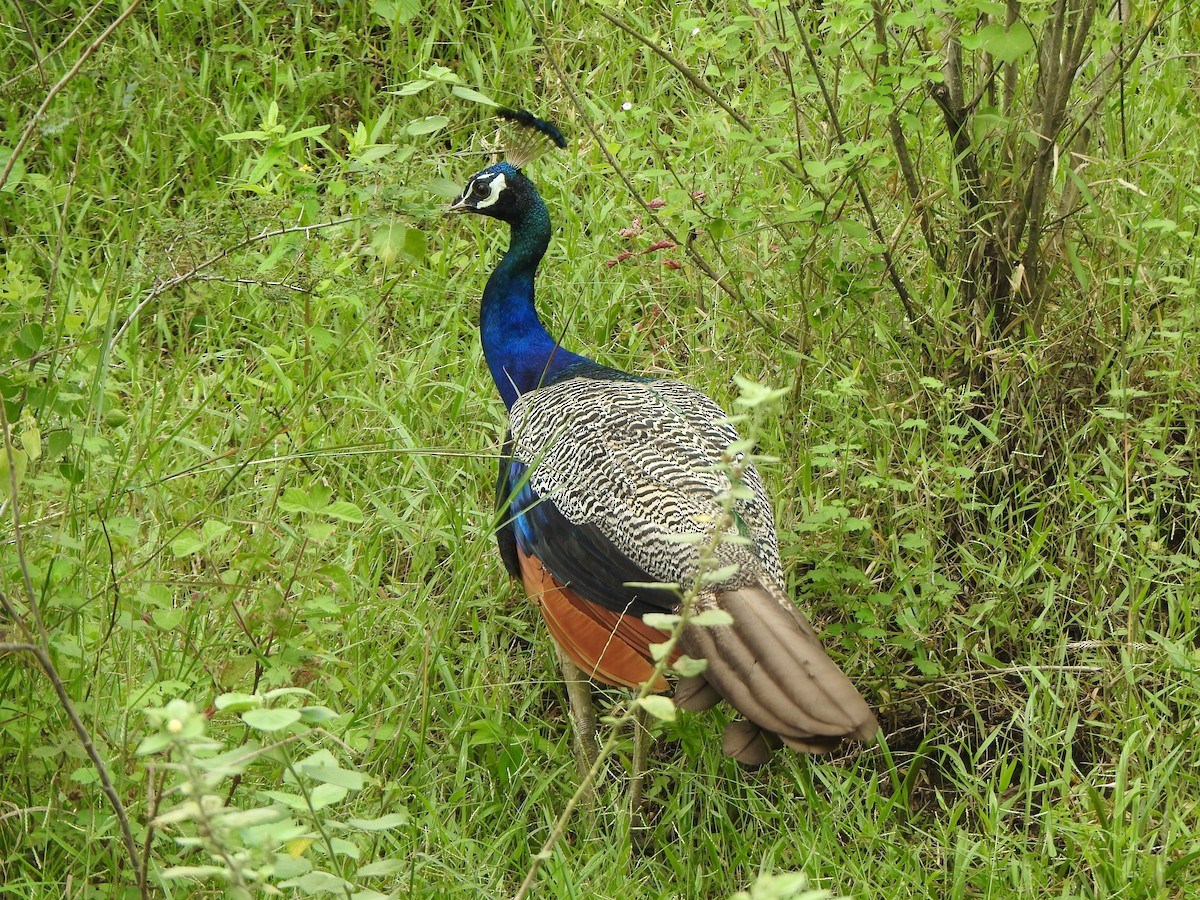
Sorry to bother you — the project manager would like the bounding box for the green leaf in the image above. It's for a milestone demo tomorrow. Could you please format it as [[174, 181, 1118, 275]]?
[[376, 0, 420, 23], [406, 115, 449, 136], [18, 421, 41, 462], [402, 226, 427, 263], [422, 63, 459, 84], [215, 692, 262, 713], [281, 124, 330, 144], [17, 322, 43, 356], [308, 783, 350, 810], [259, 790, 310, 811], [967, 415, 1000, 444], [389, 79, 432, 96], [641, 612, 680, 630], [170, 530, 204, 557], [299, 705, 340, 723], [732, 374, 790, 408], [300, 764, 365, 791], [217, 129, 270, 142], [978, 22, 1034, 64], [0, 147, 27, 192], [241, 707, 302, 731], [673, 655, 708, 677], [370, 224, 426, 265], [161, 865, 234, 881], [322, 500, 365, 523], [154, 799, 206, 826], [278, 871, 350, 893], [700, 563, 741, 585], [347, 812, 411, 831], [201, 519, 230, 544], [136, 732, 176, 756], [214, 806, 287, 828], [648, 640, 673, 661], [357, 859, 406, 877], [303, 520, 337, 543], [637, 695, 677, 722], [279, 487, 316, 513], [428, 176, 464, 199], [1141, 217, 1177, 232], [690, 608, 734, 627], [329, 836, 360, 859], [151, 608, 186, 631], [263, 687, 315, 701], [451, 85, 497, 106]]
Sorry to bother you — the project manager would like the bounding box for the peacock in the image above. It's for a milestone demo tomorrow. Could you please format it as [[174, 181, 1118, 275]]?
[[449, 108, 877, 769]]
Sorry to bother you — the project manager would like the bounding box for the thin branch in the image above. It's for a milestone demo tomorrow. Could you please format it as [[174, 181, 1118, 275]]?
[[0, 604, 146, 897], [0, 642, 39, 653], [140, 765, 162, 892], [0, 0, 144, 192], [1018, 0, 1096, 291], [38, 114, 84, 333], [943, 19, 963, 110], [927, 82, 986, 217], [13, 0, 47, 89], [872, 1, 947, 273], [192, 275, 314, 294], [111, 217, 355, 346], [1060, 0, 1168, 153], [1007, 0, 1068, 251], [523, 3, 795, 343], [0, 381, 148, 890], [1, 0, 107, 91], [790, 8, 925, 336], [1003, 0, 1020, 112], [592, 5, 800, 177]]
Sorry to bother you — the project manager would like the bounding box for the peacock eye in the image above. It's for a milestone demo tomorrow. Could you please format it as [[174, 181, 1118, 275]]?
[[472, 181, 489, 197]]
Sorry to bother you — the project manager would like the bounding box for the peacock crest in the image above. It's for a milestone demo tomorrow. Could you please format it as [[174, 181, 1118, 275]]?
[[496, 107, 567, 169]]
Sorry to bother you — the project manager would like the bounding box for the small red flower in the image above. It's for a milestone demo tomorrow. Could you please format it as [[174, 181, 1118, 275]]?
[[605, 251, 636, 267], [643, 240, 677, 254]]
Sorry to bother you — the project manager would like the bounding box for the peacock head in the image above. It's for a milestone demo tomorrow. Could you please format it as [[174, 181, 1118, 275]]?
[[447, 109, 566, 224], [447, 162, 534, 224]]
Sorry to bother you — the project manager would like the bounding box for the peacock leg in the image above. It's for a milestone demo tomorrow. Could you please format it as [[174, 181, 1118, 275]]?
[[554, 643, 599, 778], [629, 703, 651, 811], [629, 703, 653, 844]]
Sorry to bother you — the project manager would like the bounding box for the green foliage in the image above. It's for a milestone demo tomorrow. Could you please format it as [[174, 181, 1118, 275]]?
[[1, 0, 1198, 897], [138, 694, 406, 898]]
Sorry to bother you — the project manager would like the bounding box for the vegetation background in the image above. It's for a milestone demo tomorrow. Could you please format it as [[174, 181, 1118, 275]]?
[[1, 0, 1198, 896]]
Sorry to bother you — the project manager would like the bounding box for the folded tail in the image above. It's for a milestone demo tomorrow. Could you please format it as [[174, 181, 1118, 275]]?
[[676, 579, 877, 765]]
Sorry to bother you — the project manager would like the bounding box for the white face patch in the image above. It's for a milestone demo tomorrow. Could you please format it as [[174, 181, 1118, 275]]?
[[473, 171, 507, 210]]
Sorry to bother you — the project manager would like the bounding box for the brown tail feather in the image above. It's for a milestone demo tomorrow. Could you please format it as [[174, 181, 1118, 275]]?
[[678, 579, 877, 759], [518, 547, 672, 691]]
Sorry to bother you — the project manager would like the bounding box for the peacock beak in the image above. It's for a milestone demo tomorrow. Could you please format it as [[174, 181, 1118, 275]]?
[[446, 194, 471, 215]]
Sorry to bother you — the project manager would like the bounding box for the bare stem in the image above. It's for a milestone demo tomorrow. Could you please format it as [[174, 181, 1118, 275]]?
[[790, 8, 925, 336], [0, 0, 144, 192], [111, 217, 356, 346]]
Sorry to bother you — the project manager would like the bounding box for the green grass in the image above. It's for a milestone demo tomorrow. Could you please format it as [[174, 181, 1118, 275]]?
[[2, 0, 1199, 897]]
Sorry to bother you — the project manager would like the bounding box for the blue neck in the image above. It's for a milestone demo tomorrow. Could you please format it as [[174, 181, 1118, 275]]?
[[480, 197, 591, 409]]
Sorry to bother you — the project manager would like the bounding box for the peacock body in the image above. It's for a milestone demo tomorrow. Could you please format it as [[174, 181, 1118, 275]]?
[[450, 112, 876, 763]]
